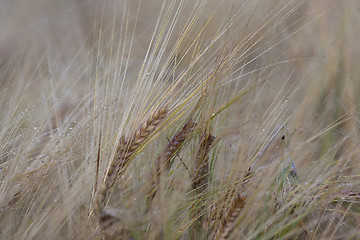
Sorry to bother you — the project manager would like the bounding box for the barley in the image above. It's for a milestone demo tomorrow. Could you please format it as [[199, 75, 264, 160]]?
[[97, 106, 168, 211], [213, 194, 246, 240], [147, 119, 195, 206]]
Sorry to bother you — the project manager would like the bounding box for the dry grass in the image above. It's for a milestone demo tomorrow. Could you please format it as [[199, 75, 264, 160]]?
[[1, 0, 360, 239]]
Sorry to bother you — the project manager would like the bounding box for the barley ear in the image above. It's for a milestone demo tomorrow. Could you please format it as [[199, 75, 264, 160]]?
[[96, 106, 168, 212], [192, 133, 215, 194], [191, 133, 215, 238], [147, 119, 195, 207], [213, 194, 246, 240]]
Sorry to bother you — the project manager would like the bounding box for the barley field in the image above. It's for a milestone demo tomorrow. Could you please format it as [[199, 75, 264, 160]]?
[[0, 0, 359, 239]]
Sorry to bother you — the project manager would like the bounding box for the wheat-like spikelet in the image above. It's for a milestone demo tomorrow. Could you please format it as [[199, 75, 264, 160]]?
[[190, 133, 215, 238], [207, 167, 253, 234], [213, 194, 246, 240], [147, 119, 195, 206], [163, 119, 196, 169], [97, 106, 168, 211], [192, 133, 216, 193]]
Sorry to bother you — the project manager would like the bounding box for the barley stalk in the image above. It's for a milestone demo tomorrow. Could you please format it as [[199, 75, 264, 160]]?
[[147, 119, 195, 206], [191, 133, 215, 238], [163, 120, 196, 169], [207, 168, 252, 233], [213, 194, 246, 240], [192, 133, 216, 194], [97, 106, 168, 212]]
